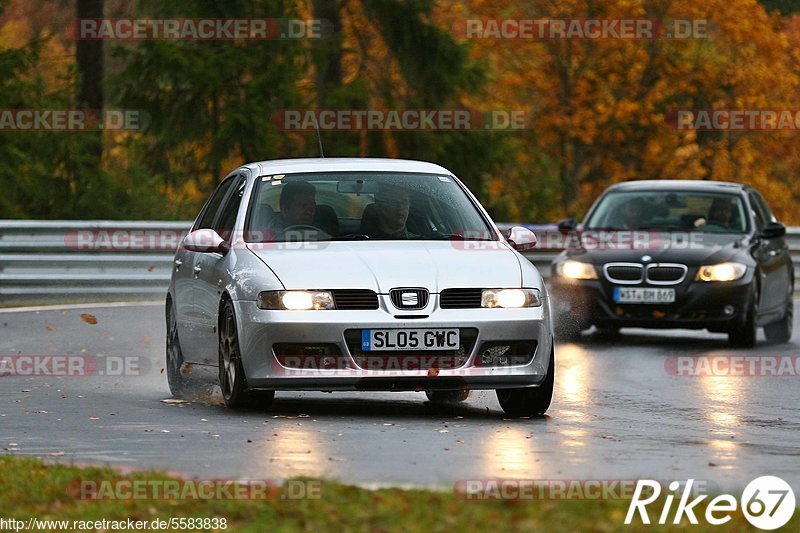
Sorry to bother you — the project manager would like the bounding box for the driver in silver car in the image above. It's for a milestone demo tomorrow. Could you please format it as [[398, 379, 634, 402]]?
[[274, 181, 317, 230]]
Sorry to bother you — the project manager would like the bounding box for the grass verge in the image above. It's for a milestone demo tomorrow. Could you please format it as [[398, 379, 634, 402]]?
[[0, 456, 794, 531]]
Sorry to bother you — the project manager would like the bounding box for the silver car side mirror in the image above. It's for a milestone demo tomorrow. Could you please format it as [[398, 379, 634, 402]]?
[[507, 226, 537, 251], [183, 228, 229, 254]]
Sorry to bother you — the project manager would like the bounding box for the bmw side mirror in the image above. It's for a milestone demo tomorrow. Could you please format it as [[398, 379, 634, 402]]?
[[183, 228, 229, 253], [557, 218, 577, 232], [506, 226, 537, 251], [760, 221, 786, 239]]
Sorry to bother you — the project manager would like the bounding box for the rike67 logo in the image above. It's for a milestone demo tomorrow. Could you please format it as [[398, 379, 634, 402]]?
[[625, 477, 795, 530]]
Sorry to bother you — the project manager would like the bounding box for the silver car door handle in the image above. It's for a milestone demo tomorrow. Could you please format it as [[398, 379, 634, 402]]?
[[174, 259, 182, 270], [193, 265, 202, 278]]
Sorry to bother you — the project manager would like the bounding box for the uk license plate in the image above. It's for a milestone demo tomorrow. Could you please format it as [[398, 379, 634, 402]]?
[[613, 287, 675, 304], [361, 329, 460, 351]]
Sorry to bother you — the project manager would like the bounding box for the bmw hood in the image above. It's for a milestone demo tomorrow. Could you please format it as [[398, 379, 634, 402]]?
[[563, 231, 751, 266], [248, 241, 522, 292]]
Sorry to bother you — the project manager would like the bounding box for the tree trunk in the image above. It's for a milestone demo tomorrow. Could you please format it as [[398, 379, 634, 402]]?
[[312, 0, 342, 105], [75, 0, 104, 199]]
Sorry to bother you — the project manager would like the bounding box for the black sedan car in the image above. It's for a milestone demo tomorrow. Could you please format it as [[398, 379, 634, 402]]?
[[550, 180, 794, 346]]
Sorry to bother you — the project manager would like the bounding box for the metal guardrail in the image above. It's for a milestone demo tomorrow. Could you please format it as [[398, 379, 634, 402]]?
[[0, 220, 190, 306], [1, 220, 798, 306]]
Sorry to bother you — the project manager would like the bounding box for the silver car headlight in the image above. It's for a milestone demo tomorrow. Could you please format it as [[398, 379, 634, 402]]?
[[257, 290, 334, 310], [695, 262, 747, 282], [556, 260, 598, 280], [481, 288, 542, 308]]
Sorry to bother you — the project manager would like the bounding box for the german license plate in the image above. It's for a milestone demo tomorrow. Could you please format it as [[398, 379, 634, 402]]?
[[361, 329, 460, 351], [613, 287, 675, 304]]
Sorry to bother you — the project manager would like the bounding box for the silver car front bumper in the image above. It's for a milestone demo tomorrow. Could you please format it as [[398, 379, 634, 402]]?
[[234, 297, 553, 391]]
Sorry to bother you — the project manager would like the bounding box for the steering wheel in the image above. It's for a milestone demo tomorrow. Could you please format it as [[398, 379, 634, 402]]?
[[701, 222, 729, 232], [281, 224, 331, 240]]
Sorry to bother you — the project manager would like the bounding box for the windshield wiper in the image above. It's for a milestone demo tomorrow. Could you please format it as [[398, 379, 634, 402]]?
[[327, 233, 371, 240], [634, 225, 689, 232], [428, 233, 494, 241]]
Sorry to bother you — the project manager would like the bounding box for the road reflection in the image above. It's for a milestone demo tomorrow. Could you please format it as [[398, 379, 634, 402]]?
[[699, 372, 745, 468], [261, 426, 326, 478], [555, 343, 592, 422], [484, 426, 540, 477]]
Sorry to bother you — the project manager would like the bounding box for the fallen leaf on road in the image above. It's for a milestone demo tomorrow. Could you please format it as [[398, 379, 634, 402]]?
[[45, 325, 54, 331], [89, 416, 99, 420], [80, 314, 98, 325], [161, 399, 188, 404], [50, 451, 65, 456]]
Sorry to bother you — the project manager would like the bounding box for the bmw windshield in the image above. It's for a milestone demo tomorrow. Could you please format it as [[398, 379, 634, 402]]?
[[244, 172, 496, 242], [584, 191, 750, 234]]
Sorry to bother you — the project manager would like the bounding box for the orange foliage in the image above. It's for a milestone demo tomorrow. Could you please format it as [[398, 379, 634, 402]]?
[[435, 0, 800, 223]]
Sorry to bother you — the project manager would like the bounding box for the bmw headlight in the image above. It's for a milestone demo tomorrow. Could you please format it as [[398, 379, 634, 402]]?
[[257, 290, 334, 310], [481, 288, 542, 308], [556, 260, 598, 280], [695, 262, 747, 282]]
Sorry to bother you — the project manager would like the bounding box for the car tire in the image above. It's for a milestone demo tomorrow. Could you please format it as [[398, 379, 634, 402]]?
[[425, 390, 470, 403], [218, 300, 275, 409], [729, 293, 758, 348], [764, 299, 793, 344], [166, 301, 190, 398], [495, 344, 554, 417]]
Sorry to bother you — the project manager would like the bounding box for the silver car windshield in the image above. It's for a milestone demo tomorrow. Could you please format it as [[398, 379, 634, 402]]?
[[244, 172, 496, 242], [584, 191, 750, 234]]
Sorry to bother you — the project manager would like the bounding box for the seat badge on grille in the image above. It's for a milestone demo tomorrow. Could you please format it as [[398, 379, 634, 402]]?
[[401, 292, 418, 306]]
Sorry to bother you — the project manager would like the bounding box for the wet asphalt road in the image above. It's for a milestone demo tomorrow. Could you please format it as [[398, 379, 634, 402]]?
[[1, 301, 799, 492]]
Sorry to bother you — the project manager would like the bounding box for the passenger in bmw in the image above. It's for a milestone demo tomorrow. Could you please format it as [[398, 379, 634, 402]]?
[[621, 198, 648, 229]]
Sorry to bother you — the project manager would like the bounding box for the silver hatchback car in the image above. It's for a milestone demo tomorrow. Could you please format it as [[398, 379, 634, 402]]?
[[166, 158, 555, 416]]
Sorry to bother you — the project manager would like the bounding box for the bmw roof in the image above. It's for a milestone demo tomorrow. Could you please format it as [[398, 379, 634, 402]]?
[[606, 180, 747, 192]]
